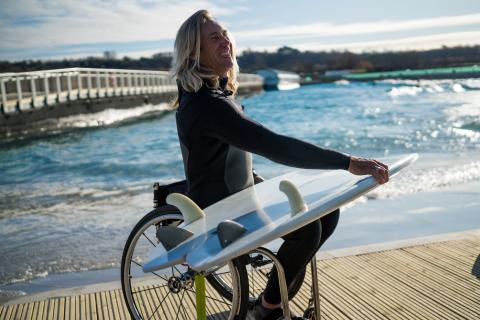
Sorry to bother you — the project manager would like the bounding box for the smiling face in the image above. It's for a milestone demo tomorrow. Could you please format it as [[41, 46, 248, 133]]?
[[199, 20, 234, 77]]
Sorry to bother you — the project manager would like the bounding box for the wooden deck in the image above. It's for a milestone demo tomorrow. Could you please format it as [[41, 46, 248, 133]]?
[[1, 236, 479, 320]]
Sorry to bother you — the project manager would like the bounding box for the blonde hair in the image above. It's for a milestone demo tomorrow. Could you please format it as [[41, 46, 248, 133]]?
[[171, 10, 239, 106]]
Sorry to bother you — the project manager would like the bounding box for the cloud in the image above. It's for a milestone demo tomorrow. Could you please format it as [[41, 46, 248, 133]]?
[[0, 0, 240, 50], [1, 1, 480, 61], [253, 30, 480, 53], [233, 13, 480, 40]]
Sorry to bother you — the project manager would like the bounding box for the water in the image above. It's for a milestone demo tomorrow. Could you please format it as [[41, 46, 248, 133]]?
[[1, 79, 480, 297]]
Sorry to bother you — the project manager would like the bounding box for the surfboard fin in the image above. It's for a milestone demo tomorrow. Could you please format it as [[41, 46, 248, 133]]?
[[156, 225, 194, 251], [279, 180, 308, 216], [166, 193, 206, 225], [217, 220, 247, 248]]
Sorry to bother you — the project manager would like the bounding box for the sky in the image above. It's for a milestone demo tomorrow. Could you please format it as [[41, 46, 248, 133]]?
[[1, 0, 480, 61]]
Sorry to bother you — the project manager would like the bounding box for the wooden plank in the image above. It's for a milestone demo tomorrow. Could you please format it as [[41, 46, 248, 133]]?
[[349, 253, 466, 320], [403, 246, 479, 286], [89, 293, 98, 320], [3, 304, 16, 320], [63, 297, 70, 320], [311, 265, 378, 320], [37, 299, 46, 320], [423, 243, 478, 268], [99, 291, 111, 320], [58, 297, 66, 320], [108, 291, 121, 320], [321, 258, 426, 320], [435, 240, 480, 258], [114, 289, 129, 320], [79, 294, 87, 320], [15, 302, 25, 320], [139, 285, 157, 319], [380, 251, 480, 316], [68, 295, 76, 320], [321, 257, 429, 320], [45, 299, 54, 320], [389, 249, 479, 297], [341, 254, 458, 320], [294, 268, 351, 320], [24, 301, 35, 320]]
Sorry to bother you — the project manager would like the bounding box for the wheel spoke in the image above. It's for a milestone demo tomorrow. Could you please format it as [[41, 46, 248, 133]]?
[[175, 290, 186, 320], [131, 260, 169, 282], [142, 232, 157, 247], [132, 284, 168, 295], [185, 289, 232, 306], [147, 290, 171, 320]]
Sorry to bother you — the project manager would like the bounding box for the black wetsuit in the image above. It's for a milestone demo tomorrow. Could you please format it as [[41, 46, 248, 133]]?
[[175, 78, 350, 304]]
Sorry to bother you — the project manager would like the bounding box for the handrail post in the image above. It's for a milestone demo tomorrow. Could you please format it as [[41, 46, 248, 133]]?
[[16, 77, 23, 112], [67, 72, 72, 101], [105, 71, 110, 96], [154, 75, 159, 93], [56, 74, 61, 103], [44, 74, 50, 105], [120, 74, 125, 96], [1, 78, 7, 114], [96, 71, 101, 98], [87, 72, 92, 98], [30, 76, 37, 108], [160, 77, 165, 93], [134, 74, 138, 94], [77, 72, 82, 99]]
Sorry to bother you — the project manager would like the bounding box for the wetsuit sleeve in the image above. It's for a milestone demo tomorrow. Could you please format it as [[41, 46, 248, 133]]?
[[202, 98, 351, 170]]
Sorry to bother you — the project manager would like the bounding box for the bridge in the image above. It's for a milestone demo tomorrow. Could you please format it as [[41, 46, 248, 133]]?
[[0, 68, 264, 137]]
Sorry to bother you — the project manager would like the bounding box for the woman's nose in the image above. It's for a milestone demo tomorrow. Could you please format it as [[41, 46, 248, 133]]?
[[220, 34, 230, 46]]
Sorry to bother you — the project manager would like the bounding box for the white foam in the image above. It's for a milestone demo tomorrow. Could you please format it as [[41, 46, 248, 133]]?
[[451, 83, 466, 93], [444, 103, 480, 121], [334, 80, 350, 85], [44, 103, 171, 130], [370, 160, 480, 199], [388, 86, 423, 97]]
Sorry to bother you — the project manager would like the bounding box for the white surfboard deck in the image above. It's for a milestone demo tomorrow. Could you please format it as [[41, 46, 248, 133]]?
[[143, 153, 418, 273]]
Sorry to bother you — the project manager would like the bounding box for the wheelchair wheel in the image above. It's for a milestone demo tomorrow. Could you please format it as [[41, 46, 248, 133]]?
[[121, 206, 249, 319]]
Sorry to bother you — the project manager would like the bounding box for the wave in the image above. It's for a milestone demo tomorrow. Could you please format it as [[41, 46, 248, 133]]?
[[369, 160, 480, 199], [377, 78, 480, 96], [334, 80, 350, 85], [388, 86, 423, 97], [1, 103, 172, 143], [55, 103, 171, 129]]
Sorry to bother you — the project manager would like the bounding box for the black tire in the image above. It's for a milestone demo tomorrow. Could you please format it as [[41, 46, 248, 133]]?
[[121, 206, 249, 319]]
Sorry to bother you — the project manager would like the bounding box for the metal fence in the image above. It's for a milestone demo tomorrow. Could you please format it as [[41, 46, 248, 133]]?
[[0, 68, 263, 114]]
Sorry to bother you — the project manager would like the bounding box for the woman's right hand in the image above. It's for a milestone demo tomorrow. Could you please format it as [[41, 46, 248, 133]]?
[[348, 156, 389, 184]]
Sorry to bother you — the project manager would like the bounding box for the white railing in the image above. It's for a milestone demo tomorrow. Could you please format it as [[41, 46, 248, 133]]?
[[0, 68, 263, 114]]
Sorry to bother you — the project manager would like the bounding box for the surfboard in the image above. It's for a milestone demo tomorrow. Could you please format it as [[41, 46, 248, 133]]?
[[143, 153, 418, 273]]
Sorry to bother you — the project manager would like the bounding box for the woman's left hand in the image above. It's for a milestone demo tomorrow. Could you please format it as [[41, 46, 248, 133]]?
[[348, 157, 389, 184]]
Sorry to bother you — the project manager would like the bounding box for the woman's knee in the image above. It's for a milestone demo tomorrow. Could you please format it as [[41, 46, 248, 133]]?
[[283, 218, 322, 249], [319, 209, 340, 245]]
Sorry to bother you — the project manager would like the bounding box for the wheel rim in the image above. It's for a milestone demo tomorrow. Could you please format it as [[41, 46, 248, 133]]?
[[122, 212, 243, 319]]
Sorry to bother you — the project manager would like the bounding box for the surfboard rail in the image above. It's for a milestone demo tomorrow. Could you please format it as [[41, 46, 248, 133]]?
[[143, 153, 418, 273]]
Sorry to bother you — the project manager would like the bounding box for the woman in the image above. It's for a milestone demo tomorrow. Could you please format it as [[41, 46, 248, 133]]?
[[171, 10, 389, 320]]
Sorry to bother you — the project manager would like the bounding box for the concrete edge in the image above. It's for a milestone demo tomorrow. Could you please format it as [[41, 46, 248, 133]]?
[[4, 228, 480, 306]]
